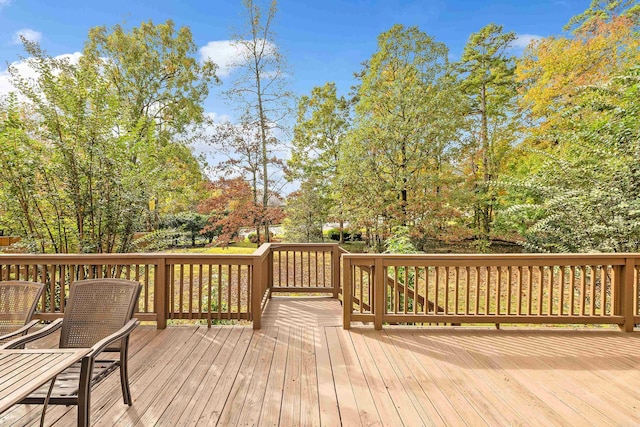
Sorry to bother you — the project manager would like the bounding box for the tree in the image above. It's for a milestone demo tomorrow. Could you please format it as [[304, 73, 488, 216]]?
[[342, 24, 458, 239], [456, 23, 519, 242], [162, 212, 210, 247], [224, 0, 292, 243], [564, 0, 640, 34], [289, 82, 351, 242], [501, 66, 640, 252], [84, 19, 218, 225], [207, 119, 284, 242], [283, 176, 327, 243], [1, 21, 215, 253], [198, 177, 283, 246], [516, 11, 640, 142]]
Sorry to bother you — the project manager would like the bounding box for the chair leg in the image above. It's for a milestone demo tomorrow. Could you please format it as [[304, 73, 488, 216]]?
[[77, 357, 93, 427], [120, 342, 133, 405]]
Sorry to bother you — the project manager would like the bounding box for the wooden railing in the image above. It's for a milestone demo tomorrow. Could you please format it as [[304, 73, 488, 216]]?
[[343, 254, 640, 331], [269, 243, 341, 298], [0, 243, 343, 330], [2, 249, 639, 331]]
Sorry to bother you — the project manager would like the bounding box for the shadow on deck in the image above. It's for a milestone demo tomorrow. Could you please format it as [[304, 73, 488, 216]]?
[[3, 298, 640, 426]]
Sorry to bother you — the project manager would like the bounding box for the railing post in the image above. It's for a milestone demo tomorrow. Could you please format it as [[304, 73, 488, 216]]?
[[155, 257, 167, 329], [619, 257, 635, 332], [374, 257, 384, 330], [332, 245, 341, 299], [268, 250, 274, 300], [342, 255, 352, 330], [252, 255, 263, 330]]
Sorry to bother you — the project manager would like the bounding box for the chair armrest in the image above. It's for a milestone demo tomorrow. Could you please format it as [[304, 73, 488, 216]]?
[[87, 319, 139, 358], [0, 319, 40, 342], [0, 318, 64, 349]]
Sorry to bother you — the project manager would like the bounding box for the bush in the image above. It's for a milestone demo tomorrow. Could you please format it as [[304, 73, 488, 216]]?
[[247, 231, 274, 244], [325, 228, 363, 242]]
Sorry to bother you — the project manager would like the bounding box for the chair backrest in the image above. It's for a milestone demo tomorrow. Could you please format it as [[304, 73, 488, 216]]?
[[59, 278, 141, 349], [0, 281, 45, 335]]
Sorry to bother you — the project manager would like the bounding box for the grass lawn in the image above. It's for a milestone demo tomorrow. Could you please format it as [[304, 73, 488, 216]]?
[[170, 244, 256, 255]]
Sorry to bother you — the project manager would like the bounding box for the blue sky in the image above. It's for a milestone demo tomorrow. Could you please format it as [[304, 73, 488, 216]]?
[[1, 0, 591, 124]]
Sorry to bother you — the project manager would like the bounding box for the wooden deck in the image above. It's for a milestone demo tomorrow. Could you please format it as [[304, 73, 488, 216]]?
[[3, 298, 640, 426]]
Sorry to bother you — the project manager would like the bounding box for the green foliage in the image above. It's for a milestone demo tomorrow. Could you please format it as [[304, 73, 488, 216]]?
[[341, 24, 461, 242], [501, 66, 640, 252], [283, 176, 327, 243], [0, 21, 213, 253], [564, 0, 640, 34], [385, 226, 418, 254], [289, 82, 351, 238], [161, 212, 210, 246], [325, 228, 362, 242], [455, 23, 519, 240]]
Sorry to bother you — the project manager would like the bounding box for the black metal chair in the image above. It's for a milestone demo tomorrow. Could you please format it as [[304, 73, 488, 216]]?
[[0, 280, 45, 345], [2, 278, 141, 427]]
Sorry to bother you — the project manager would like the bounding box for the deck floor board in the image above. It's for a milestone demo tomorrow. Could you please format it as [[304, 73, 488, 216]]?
[[2, 298, 640, 426]]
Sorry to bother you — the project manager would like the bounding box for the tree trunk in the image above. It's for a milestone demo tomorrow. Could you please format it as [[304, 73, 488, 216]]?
[[480, 82, 490, 239]]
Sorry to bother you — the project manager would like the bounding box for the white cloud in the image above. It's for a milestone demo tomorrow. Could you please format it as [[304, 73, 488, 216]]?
[[12, 28, 42, 45], [510, 34, 543, 50], [200, 40, 243, 78], [0, 0, 11, 9], [200, 39, 277, 78], [205, 111, 231, 124], [0, 52, 82, 98]]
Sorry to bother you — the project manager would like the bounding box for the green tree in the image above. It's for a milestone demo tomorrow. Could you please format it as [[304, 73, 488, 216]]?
[[224, 0, 292, 243], [501, 66, 640, 252], [162, 212, 210, 247], [289, 82, 351, 242], [455, 23, 519, 242], [1, 21, 215, 253], [564, 0, 640, 33], [283, 176, 327, 243], [342, 24, 458, 241], [84, 19, 218, 224]]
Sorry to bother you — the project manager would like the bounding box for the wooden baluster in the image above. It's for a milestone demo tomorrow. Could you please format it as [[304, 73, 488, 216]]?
[[208, 265, 213, 327], [414, 266, 419, 314], [569, 266, 575, 316], [590, 265, 596, 316], [218, 265, 222, 320], [464, 266, 470, 315], [227, 265, 232, 319], [454, 267, 460, 315], [507, 266, 512, 315], [425, 266, 430, 314], [559, 266, 565, 316], [600, 265, 607, 316], [198, 264, 204, 318], [444, 266, 450, 315], [484, 267, 491, 315], [434, 267, 440, 316], [537, 266, 544, 315]]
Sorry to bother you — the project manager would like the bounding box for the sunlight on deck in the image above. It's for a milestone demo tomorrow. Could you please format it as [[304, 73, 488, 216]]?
[[261, 297, 343, 327], [2, 298, 640, 426]]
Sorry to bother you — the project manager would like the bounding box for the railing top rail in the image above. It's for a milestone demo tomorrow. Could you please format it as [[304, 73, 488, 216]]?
[[342, 253, 640, 261], [268, 243, 341, 251], [0, 253, 259, 262], [252, 243, 272, 261]]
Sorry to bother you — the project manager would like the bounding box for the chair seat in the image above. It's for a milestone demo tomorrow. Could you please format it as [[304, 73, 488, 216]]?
[[22, 358, 122, 403]]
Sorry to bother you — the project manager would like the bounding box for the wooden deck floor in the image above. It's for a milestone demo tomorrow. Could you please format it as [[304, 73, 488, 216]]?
[[3, 298, 640, 426]]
